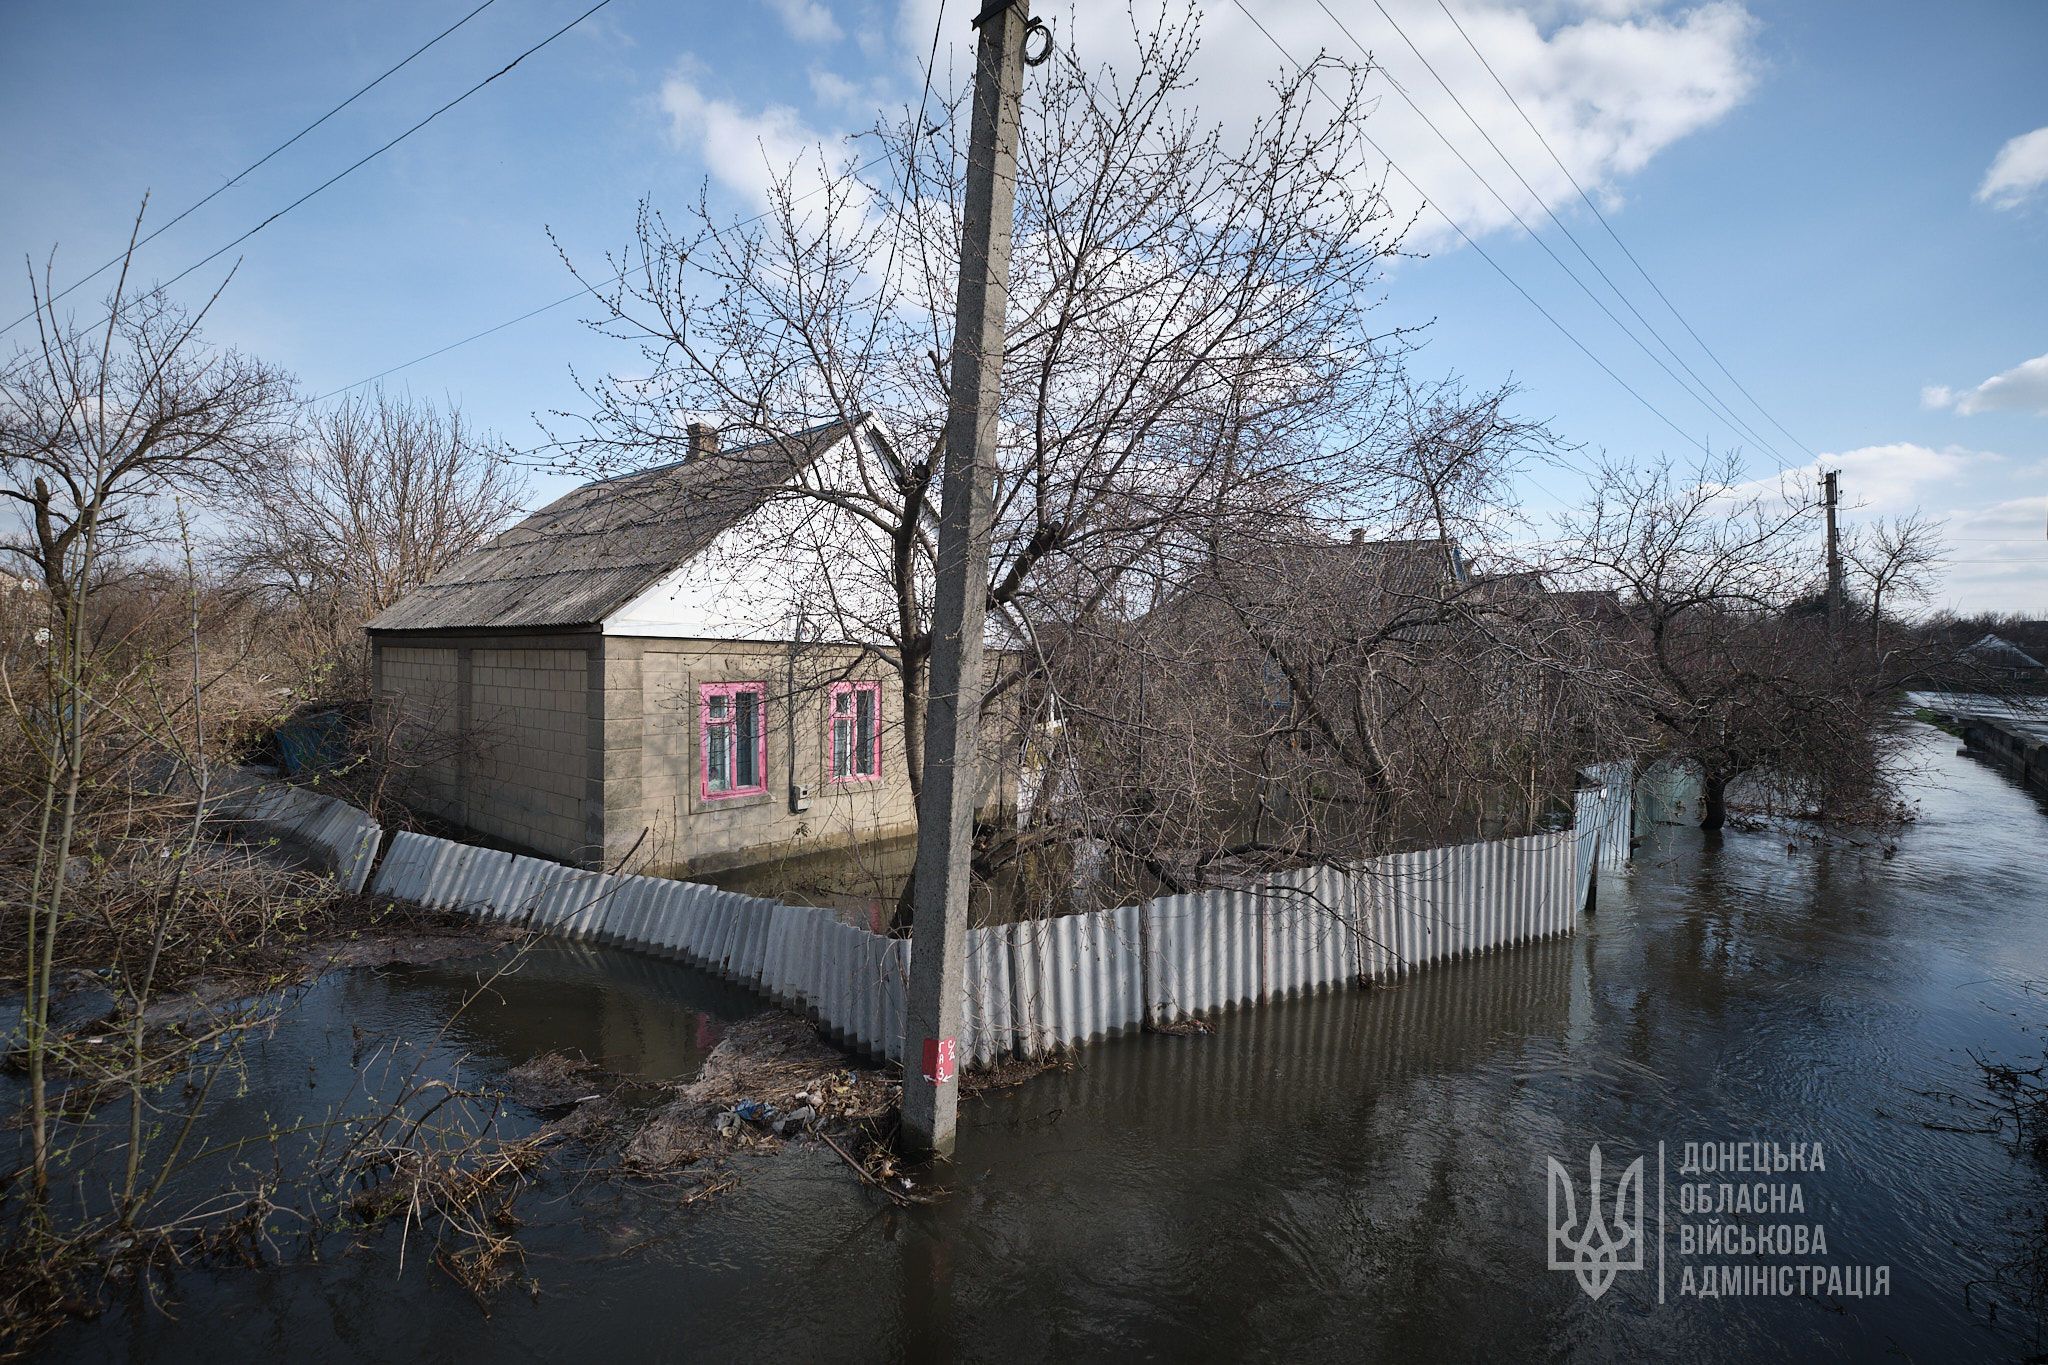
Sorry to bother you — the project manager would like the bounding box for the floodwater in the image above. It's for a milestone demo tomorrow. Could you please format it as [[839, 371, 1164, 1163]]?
[[39, 723, 2048, 1361]]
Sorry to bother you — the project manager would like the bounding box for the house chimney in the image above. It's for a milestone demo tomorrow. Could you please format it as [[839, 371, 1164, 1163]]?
[[686, 422, 719, 459], [1350, 528, 1365, 546]]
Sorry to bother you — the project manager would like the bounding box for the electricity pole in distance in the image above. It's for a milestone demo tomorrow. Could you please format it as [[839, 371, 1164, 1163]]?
[[1822, 468, 1844, 626], [901, 0, 1033, 1161]]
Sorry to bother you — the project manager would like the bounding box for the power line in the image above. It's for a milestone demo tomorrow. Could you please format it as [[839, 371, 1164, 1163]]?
[[143, 0, 613, 312], [1435, 0, 1818, 463], [321, 3, 958, 402], [1344, 0, 1789, 470], [317, 144, 902, 401], [1316, 0, 1789, 470], [2, 0, 500, 339], [1226, 0, 1715, 461]]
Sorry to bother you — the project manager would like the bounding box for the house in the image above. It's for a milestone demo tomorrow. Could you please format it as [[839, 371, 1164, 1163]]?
[[366, 415, 1009, 876], [1964, 632, 2047, 684]]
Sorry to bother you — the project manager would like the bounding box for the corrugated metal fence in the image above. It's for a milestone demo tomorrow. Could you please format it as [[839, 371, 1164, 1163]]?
[[217, 763, 1634, 1072], [370, 823, 1612, 1069], [208, 776, 382, 893]]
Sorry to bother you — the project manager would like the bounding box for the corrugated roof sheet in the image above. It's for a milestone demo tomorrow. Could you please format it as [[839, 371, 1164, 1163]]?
[[368, 418, 862, 632]]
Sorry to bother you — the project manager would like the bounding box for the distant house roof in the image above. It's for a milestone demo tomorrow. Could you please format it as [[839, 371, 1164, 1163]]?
[[1966, 632, 2047, 672], [1219, 534, 1466, 618], [1145, 534, 1467, 647], [368, 417, 870, 633]]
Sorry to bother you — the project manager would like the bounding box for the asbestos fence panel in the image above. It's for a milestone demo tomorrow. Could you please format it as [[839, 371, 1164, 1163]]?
[[1577, 763, 1634, 871], [369, 831, 437, 903], [962, 925, 1012, 1065], [659, 881, 706, 962], [1142, 894, 1193, 1023], [825, 922, 860, 1048], [796, 907, 830, 1017], [883, 938, 909, 1066], [450, 847, 518, 921], [706, 893, 743, 977], [216, 781, 385, 894], [758, 904, 796, 1006], [1099, 903, 1147, 1037], [1259, 868, 1353, 999], [686, 887, 725, 969], [1145, 889, 1262, 1023], [606, 875, 660, 949], [735, 897, 778, 987], [814, 922, 845, 1045], [532, 870, 607, 935], [1008, 921, 1051, 1056], [1573, 793, 1602, 915], [509, 855, 573, 929]]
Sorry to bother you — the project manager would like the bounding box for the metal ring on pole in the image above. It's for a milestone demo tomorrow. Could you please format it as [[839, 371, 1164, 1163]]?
[[1021, 16, 1054, 65]]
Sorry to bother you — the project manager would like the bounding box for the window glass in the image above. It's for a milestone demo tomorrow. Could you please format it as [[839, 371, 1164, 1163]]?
[[701, 683, 766, 798]]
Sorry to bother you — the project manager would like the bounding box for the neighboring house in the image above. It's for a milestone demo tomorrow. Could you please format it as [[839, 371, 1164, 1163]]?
[[1964, 632, 2048, 683], [367, 415, 1009, 875]]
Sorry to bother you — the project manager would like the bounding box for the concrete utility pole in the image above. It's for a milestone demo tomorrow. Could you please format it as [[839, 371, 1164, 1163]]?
[[901, 0, 1033, 1160], [1822, 469, 1844, 625]]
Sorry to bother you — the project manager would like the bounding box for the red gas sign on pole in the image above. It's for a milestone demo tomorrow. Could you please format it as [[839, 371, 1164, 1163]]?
[[921, 1036, 957, 1086]]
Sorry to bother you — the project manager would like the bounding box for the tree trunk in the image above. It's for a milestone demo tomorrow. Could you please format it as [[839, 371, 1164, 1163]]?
[[1701, 770, 1728, 832]]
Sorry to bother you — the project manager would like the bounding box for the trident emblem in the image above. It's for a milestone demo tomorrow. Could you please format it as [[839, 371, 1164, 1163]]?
[[1548, 1144, 1644, 1300]]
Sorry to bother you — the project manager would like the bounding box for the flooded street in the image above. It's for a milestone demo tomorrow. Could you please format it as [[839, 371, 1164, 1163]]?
[[46, 723, 2048, 1361]]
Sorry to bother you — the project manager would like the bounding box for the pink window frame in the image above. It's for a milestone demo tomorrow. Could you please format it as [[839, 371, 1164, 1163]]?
[[699, 681, 768, 801], [826, 680, 883, 784]]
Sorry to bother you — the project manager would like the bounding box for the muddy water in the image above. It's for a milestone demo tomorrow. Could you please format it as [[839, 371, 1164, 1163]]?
[[43, 724, 2048, 1361]]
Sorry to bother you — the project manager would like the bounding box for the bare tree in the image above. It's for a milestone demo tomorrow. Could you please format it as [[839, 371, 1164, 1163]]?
[[1561, 454, 1919, 830], [2, 234, 294, 632], [226, 387, 524, 694], [551, 12, 1444, 800], [0, 212, 293, 1210], [1843, 511, 1947, 656]]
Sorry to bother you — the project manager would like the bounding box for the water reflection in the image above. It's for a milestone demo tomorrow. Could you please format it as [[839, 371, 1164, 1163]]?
[[40, 726, 2048, 1362]]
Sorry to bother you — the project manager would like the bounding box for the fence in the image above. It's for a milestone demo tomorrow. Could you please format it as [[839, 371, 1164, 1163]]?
[[207, 774, 383, 893], [1633, 759, 1703, 829], [214, 763, 1633, 1073], [370, 820, 1610, 1070]]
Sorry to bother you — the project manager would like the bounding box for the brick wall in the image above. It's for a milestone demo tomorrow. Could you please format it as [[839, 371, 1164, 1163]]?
[[373, 631, 1019, 875]]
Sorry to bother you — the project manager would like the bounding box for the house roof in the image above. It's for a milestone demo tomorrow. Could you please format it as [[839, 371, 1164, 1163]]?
[[367, 417, 867, 633], [1966, 633, 2046, 671], [1145, 534, 1467, 647]]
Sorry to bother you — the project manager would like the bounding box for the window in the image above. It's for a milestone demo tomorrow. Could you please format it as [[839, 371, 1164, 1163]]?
[[828, 681, 882, 783], [700, 682, 766, 799]]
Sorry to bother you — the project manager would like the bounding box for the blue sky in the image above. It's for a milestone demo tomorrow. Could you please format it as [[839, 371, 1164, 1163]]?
[[2, 0, 2043, 612]]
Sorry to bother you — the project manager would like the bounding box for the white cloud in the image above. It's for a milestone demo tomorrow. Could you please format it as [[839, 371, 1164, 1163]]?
[[1927, 493, 2048, 617], [680, 2, 1758, 255], [1975, 126, 2048, 211], [1813, 442, 1992, 513], [762, 0, 842, 44], [660, 70, 840, 209], [1714, 442, 1995, 525], [1753, 445, 2042, 615], [808, 67, 886, 113], [894, 0, 1761, 251], [1923, 353, 2048, 418]]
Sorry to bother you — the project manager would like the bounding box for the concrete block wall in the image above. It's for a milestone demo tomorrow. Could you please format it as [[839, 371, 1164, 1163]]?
[[377, 646, 460, 810], [604, 637, 921, 878], [466, 646, 593, 858]]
